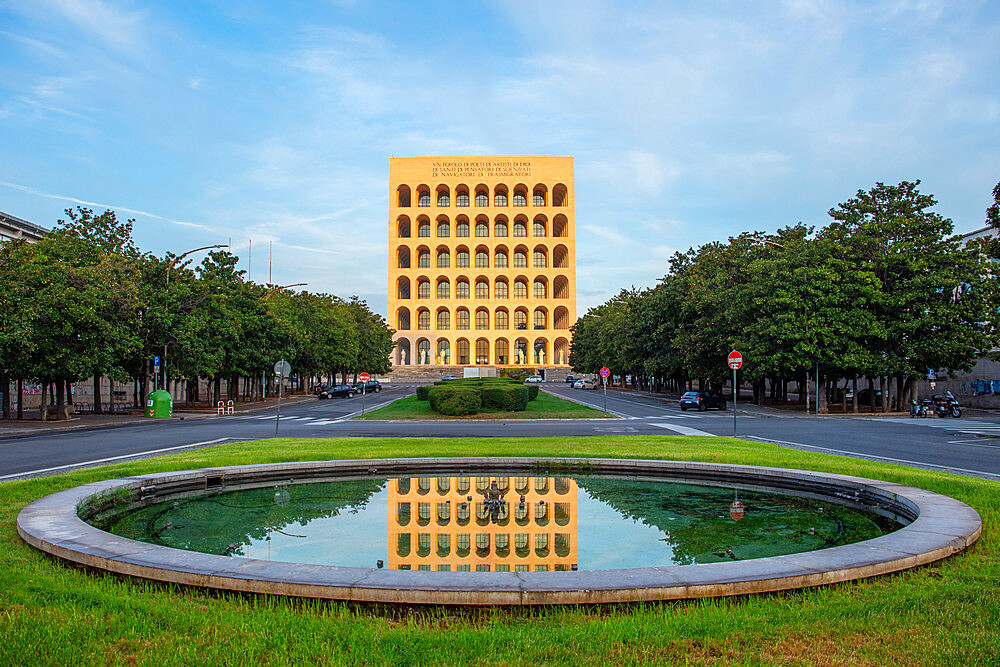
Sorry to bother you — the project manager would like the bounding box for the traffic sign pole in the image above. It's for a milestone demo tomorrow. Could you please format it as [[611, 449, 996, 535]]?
[[273, 359, 291, 437], [727, 351, 743, 437], [358, 372, 370, 416], [733, 367, 737, 437], [600, 367, 610, 414]]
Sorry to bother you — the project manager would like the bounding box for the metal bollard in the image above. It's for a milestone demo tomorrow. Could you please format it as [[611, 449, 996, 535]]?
[[217, 401, 225, 416]]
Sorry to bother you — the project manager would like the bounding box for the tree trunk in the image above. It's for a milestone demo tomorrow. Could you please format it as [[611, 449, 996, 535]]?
[[55, 379, 65, 420], [39, 382, 49, 421], [852, 377, 858, 414], [881, 376, 889, 413], [16, 378, 23, 420], [1, 372, 9, 420], [93, 373, 102, 414], [817, 371, 828, 414]]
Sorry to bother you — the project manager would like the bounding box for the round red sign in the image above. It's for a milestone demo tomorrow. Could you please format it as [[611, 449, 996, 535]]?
[[600, 367, 610, 378], [729, 500, 745, 521], [359, 373, 370, 382], [728, 350, 743, 370]]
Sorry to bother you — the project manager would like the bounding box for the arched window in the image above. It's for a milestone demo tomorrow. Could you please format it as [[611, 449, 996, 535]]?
[[456, 280, 470, 299], [456, 187, 470, 207], [418, 220, 430, 237], [397, 217, 411, 237], [553, 184, 568, 207], [494, 280, 509, 299], [456, 249, 470, 268], [553, 215, 568, 237], [475, 189, 489, 207], [418, 310, 431, 330], [396, 308, 410, 330], [533, 250, 547, 268], [437, 220, 450, 237], [456, 220, 470, 237], [417, 339, 431, 364], [437, 310, 450, 330], [475, 220, 489, 237], [436, 339, 450, 364], [513, 191, 527, 207], [397, 277, 410, 299], [494, 249, 508, 267], [475, 309, 489, 330], [495, 339, 509, 364], [514, 309, 527, 330], [533, 280, 547, 299], [437, 190, 450, 207], [475, 339, 489, 364], [532, 189, 546, 206], [437, 280, 450, 299], [494, 192, 507, 207], [513, 250, 527, 268], [437, 250, 450, 268], [513, 221, 527, 237], [494, 220, 508, 237], [475, 279, 489, 299], [397, 186, 411, 207], [533, 338, 548, 364], [495, 310, 509, 329], [397, 247, 410, 268], [417, 280, 431, 299], [456, 309, 470, 329], [475, 250, 489, 268], [418, 190, 431, 207], [514, 280, 527, 299], [554, 275, 569, 299], [457, 339, 470, 364], [418, 249, 431, 268], [533, 220, 546, 237], [534, 309, 547, 329]]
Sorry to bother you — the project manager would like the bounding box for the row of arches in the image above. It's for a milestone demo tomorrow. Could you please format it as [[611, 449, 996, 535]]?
[[396, 275, 570, 301], [396, 213, 569, 239], [397, 183, 568, 209], [395, 245, 570, 270], [396, 305, 570, 332], [394, 336, 571, 366]]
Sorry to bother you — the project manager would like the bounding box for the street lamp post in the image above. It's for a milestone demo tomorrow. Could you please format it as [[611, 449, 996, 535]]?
[[261, 283, 306, 399], [162, 244, 226, 394]]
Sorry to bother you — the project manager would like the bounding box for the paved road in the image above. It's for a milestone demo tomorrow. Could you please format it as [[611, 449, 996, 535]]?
[[2, 384, 999, 480]]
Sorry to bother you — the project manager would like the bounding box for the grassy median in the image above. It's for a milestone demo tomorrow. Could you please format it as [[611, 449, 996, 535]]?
[[358, 390, 611, 420], [1, 436, 997, 665]]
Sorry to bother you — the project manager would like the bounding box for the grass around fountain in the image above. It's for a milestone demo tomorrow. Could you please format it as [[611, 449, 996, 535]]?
[[358, 390, 612, 419], [1, 436, 997, 665]]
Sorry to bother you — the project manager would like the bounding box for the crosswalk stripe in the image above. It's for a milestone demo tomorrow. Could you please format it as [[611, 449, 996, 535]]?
[[650, 423, 714, 436]]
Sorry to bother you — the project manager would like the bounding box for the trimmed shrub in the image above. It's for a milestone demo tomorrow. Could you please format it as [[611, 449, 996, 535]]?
[[428, 387, 482, 416], [525, 385, 540, 401], [415, 385, 432, 401], [481, 386, 528, 411]]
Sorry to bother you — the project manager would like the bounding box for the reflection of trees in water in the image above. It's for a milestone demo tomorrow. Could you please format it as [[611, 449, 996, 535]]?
[[575, 478, 886, 565], [101, 480, 384, 555]]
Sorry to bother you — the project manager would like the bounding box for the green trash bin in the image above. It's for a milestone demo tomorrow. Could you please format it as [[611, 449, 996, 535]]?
[[146, 390, 173, 418]]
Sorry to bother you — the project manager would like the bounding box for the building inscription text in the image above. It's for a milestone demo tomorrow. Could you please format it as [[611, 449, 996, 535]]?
[[430, 160, 532, 178]]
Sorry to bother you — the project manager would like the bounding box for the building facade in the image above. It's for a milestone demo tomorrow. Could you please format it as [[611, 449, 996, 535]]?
[[388, 155, 576, 371], [387, 475, 578, 572], [0, 210, 48, 244]]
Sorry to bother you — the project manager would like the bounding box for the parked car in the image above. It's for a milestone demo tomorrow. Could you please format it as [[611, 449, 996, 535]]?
[[352, 380, 382, 394], [573, 378, 596, 389], [564, 375, 577, 384], [318, 384, 355, 399], [679, 390, 726, 411], [524, 375, 543, 384], [441, 375, 458, 381]]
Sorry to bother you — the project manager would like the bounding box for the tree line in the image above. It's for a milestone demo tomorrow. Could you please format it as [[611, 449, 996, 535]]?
[[0, 207, 394, 419], [569, 180, 1000, 412]]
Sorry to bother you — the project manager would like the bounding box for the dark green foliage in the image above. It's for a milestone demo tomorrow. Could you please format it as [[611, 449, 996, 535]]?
[[481, 386, 528, 411], [427, 387, 481, 415], [415, 385, 432, 401], [525, 385, 540, 401]]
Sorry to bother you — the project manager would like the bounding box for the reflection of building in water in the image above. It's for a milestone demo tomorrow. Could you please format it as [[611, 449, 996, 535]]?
[[387, 476, 577, 571]]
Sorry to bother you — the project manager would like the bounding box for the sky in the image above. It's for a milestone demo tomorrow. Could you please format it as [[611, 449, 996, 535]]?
[[1, 0, 998, 317]]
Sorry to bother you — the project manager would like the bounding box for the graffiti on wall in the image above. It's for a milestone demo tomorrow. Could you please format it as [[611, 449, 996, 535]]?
[[962, 380, 1000, 396]]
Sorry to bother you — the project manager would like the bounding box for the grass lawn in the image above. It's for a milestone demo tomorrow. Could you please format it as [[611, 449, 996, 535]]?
[[1, 436, 998, 665], [359, 389, 611, 419]]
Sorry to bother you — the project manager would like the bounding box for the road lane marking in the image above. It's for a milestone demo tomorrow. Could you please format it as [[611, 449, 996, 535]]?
[[0, 437, 234, 480], [742, 436, 1000, 481], [650, 423, 714, 436]]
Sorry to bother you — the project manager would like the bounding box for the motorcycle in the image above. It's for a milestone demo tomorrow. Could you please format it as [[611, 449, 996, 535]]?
[[909, 399, 929, 418], [932, 392, 962, 418]]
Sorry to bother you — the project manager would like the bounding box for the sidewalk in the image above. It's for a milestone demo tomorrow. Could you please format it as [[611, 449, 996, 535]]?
[[0, 395, 314, 439]]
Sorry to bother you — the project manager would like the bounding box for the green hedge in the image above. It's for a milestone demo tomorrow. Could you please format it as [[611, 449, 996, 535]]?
[[525, 385, 539, 401], [416, 385, 432, 401], [427, 387, 482, 415], [481, 386, 528, 411]]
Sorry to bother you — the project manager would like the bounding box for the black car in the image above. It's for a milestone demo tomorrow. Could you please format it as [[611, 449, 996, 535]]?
[[318, 384, 355, 399], [565, 375, 577, 384], [679, 390, 726, 411], [352, 380, 382, 394]]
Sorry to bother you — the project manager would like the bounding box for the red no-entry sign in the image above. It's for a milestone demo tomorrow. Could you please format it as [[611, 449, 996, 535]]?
[[728, 350, 743, 370], [730, 500, 745, 521], [359, 372, 370, 382], [600, 367, 610, 378]]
